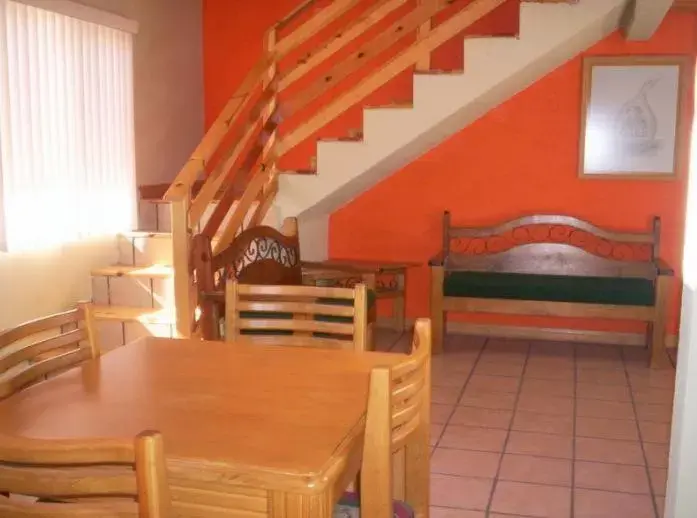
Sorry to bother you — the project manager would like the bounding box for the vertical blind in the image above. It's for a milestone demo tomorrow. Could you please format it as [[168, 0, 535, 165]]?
[[0, 0, 136, 252]]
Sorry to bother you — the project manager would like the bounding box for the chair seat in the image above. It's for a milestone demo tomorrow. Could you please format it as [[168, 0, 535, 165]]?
[[334, 492, 414, 518]]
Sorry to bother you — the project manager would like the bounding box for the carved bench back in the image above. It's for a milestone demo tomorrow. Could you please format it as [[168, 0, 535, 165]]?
[[440, 212, 660, 279]]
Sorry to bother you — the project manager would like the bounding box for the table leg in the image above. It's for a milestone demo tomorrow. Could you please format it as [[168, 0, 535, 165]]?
[[269, 491, 333, 518]]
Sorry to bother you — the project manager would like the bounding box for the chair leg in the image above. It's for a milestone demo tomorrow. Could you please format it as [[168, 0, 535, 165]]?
[[430, 266, 444, 354], [650, 275, 671, 369]]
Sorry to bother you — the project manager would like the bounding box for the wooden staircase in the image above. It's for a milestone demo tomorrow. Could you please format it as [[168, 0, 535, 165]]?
[[88, 0, 637, 343]]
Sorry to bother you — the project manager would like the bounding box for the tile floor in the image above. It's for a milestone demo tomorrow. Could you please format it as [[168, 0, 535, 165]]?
[[375, 330, 676, 518]]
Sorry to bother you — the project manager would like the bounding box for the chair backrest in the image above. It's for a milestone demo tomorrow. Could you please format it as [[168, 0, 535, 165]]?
[[360, 318, 432, 517], [0, 302, 99, 400], [193, 217, 302, 340], [225, 280, 369, 351], [0, 430, 171, 518]]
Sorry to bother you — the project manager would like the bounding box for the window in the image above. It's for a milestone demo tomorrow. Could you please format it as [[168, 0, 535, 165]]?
[[0, 0, 136, 252]]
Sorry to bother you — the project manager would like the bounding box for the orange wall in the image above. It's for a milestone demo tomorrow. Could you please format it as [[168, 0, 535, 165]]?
[[329, 12, 697, 336]]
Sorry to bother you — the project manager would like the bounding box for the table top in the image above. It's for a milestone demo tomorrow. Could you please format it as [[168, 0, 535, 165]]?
[[0, 337, 405, 491]]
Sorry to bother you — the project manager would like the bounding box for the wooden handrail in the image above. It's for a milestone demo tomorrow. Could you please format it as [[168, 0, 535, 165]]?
[[274, 0, 361, 57], [277, 0, 508, 156], [278, 0, 408, 91], [164, 57, 272, 201], [274, 0, 318, 31], [283, 0, 465, 116]]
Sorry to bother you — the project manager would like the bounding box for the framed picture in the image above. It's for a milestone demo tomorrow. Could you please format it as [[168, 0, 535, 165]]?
[[579, 56, 691, 179]]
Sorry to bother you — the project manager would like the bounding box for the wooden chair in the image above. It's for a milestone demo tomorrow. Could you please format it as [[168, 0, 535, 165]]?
[[0, 430, 171, 517], [225, 280, 370, 351], [0, 302, 99, 400], [335, 319, 431, 518]]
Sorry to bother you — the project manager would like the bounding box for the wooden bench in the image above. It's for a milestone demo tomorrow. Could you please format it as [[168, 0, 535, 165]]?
[[429, 212, 674, 367]]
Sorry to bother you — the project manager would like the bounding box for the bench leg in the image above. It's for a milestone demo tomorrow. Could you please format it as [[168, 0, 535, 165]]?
[[650, 274, 671, 369], [393, 272, 406, 332], [431, 266, 445, 355]]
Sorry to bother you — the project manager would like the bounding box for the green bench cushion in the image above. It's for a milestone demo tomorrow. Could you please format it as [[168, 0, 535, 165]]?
[[315, 290, 377, 323], [443, 271, 654, 307]]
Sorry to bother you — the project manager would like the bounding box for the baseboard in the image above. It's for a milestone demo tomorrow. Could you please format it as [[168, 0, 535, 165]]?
[[376, 317, 678, 349]]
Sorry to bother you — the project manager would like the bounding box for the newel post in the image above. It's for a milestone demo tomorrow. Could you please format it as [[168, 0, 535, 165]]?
[[171, 195, 193, 338]]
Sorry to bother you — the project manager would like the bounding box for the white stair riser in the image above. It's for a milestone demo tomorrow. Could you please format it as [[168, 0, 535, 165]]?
[[92, 276, 174, 309], [95, 320, 175, 352], [118, 234, 172, 266]]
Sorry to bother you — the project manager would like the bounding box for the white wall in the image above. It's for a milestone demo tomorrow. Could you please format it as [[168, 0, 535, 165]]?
[[0, 0, 204, 330]]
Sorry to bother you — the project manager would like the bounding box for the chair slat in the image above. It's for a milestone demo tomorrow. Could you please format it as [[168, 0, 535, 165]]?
[[0, 499, 139, 518], [0, 328, 86, 372], [0, 309, 81, 349], [392, 372, 426, 406], [237, 300, 355, 317], [235, 335, 352, 349], [0, 436, 135, 464], [238, 318, 354, 336], [237, 283, 355, 299], [0, 348, 91, 400], [0, 465, 137, 497]]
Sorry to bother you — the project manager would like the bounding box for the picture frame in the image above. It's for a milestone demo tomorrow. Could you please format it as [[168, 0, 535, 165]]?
[[578, 56, 691, 179]]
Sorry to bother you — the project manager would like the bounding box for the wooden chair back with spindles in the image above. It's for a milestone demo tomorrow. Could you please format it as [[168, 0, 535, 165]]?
[[0, 430, 171, 518], [0, 302, 99, 400], [225, 280, 369, 351], [337, 318, 432, 518]]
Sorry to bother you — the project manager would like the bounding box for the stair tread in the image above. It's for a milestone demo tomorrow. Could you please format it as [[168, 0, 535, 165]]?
[[123, 231, 172, 238], [93, 305, 174, 323], [92, 264, 173, 278]]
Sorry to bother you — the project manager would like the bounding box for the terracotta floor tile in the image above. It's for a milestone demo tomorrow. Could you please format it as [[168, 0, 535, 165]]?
[[431, 423, 445, 446], [576, 398, 635, 420], [576, 359, 625, 372], [490, 481, 571, 517], [505, 431, 573, 459], [498, 454, 572, 486], [628, 370, 675, 390], [433, 369, 469, 388], [576, 368, 628, 386], [484, 337, 529, 353], [639, 420, 671, 444], [520, 379, 574, 398], [575, 461, 650, 494], [575, 437, 645, 465], [576, 416, 639, 441], [529, 340, 575, 357], [432, 404, 454, 425], [635, 403, 674, 424], [516, 394, 574, 416], [512, 411, 573, 435], [433, 356, 476, 374], [458, 389, 517, 410], [466, 374, 520, 394], [525, 357, 574, 371], [524, 365, 575, 381], [633, 388, 675, 406], [643, 442, 669, 468], [474, 361, 525, 377], [430, 474, 493, 510], [439, 424, 508, 452], [576, 344, 623, 359], [429, 507, 485, 518], [433, 385, 463, 405], [450, 406, 513, 429], [574, 488, 655, 518], [650, 468, 668, 496], [576, 382, 631, 402], [431, 447, 501, 478]]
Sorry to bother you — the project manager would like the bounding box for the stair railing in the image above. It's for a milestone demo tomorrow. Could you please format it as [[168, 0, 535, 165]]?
[[165, 0, 509, 337]]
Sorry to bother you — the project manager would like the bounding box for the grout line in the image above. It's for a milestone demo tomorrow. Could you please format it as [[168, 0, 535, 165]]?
[[432, 336, 488, 451], [484, 339, 532, 515], [621, 347, 661, 518], [571, 344, 578, 518]]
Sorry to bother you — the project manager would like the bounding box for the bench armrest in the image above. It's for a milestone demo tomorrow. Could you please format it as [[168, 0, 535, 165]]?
[[655, 258, 674, 276], [429, 252, 446, 267]]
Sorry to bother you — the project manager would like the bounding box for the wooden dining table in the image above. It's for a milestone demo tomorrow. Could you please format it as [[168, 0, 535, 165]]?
[[0, 336, 428, 518]]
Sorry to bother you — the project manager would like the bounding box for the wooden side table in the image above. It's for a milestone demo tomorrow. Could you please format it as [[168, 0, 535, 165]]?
[[302, 259, 413, 332]]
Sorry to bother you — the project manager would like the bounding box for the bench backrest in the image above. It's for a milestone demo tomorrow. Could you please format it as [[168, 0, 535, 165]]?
[[440, 212, 661, 279]]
